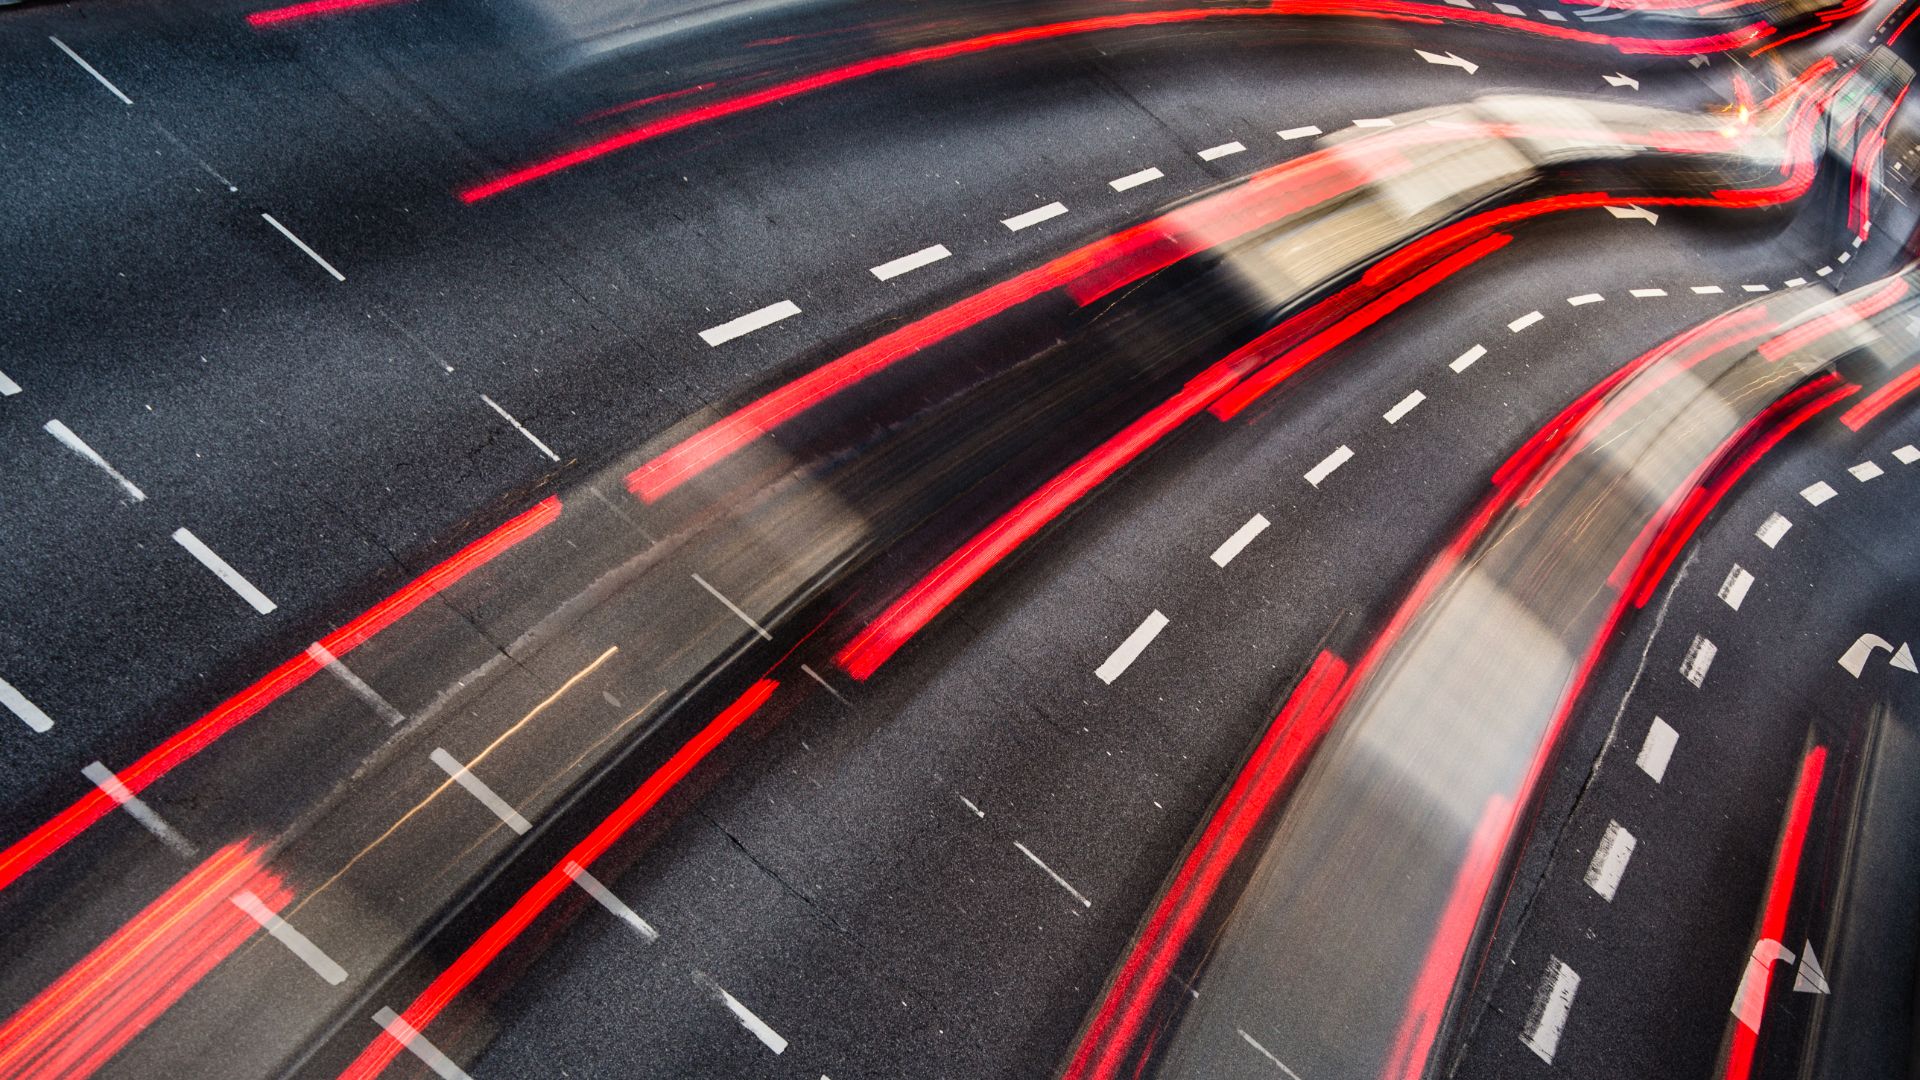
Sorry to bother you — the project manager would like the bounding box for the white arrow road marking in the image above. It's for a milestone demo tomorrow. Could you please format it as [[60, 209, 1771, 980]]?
[[1839, 633, 1897, 677], [1636, 716, 1678, 782], [1603, 72, 1641, 89], [1793, 941, 1830, 994], [1522, 957, 1581, 1063], [1733, 939, 1796, 1031], [1416, 49, 1480, 74], [1605, 204, 1659, 224], [1893, 642, 1917, 673]]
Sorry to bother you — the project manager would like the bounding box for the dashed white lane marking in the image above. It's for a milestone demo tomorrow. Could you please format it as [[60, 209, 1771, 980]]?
[[1629, 288, 1668, 298], [1691, 285, 1725, 295], [799, 663, 849, 706], [374, 1007, 474, 1080], [1838, 252, 1852, 264], [1522, 957, 1581, 1063], [1584, 820, 1636, 901], [1198, 141, 1247, 161], [1848, 460, 1884, 481], [172, 528, 277, 615], [869, 243, 951, 281], [692, 572, 773, 641], [1211, 513, 1271, 567], [0, 370, 20, 396], [564, 861, 659, 942], [1853, 235, 1865, 248], [0, 677, 54, 733], [1003, 201, 1068, 231], [1443, 0, 1474, 7], [1741, 284, 1771, 293], [1680, 634, 1718, 687], [1353, 117, 1396, 128], [430, 747, 532, 834], [1493, 2, 1525, 13], [83, 761, 195, 857], [1109, 167, 1164, 192], [1237, 1029, 1305, 1079], [1541, 8, 1567, 19], [1304, 445, 1353, 487], [1756, 512, 1792, 547], [1718, 564, 1755, 611], [261, 213, 345, 282], [1014, 841, 1093, 907], [1383, 390, 1426, 424], [306, 642, 405, 726], [959, 795, 986, 818], [695, 972, 789, 1054], [1817, 266, 1833, 277], [1786, 277, 1808, 287], [1893, 444, 1919, 464], [45, 420, 146, 503], [1800, 480, 1837, 506], [50, 36, 133, 105], [1567, 293, 1604, 306], [1278, 125, 1322, 140], [231, 889, 348, 984], [481, 393, 561, 462], [1097, 610, 1169, 684], [1636, 716, 1678, 782], [1450, 344, 1487, 373], [1604, 205, 1658, 226], [699, 299, 800, 347], [1508, 310, 1544, 332]]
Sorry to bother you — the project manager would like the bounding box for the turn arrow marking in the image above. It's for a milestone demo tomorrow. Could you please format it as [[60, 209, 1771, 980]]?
[[1605, 204, 1659, 225], [1416, 49, 1479, 74], [1604, 73, 1641, 90], [1793, 941, 1830, 994]]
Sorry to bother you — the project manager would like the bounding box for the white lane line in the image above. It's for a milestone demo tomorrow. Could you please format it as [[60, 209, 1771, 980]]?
[[870, 243, 951, 281], [564, 861, 659, 942], [958, 795, 986, 818], [1198, 141, 1247, 161], [1718, 564, 1755, 611], [44, 420, 146, 503], [1210, 513, 1271, 567], [1444, 0, 1475, 7], [1680, 634, 1718, 687], [305, 642, 405, 725], [480, 394, 561, 462], [1522, 957, 1581, 1063], [1097, 610, 1169, 684], [1353, 117, 1396, 128], [1383, 390, 1426, 424], [1003, 201, 1068, 231], [695, 972, 789, 1054], [1629, 288, 1668, 298], [1449, 344, 1487, 373], [172, 528, 277, 615], [1785, 277, 1808, 287], [1278, 125, 1322, 140], [83, 761, 195, 857], [1838, 252, 1852, 264], [1494, 2, 1526, 12], [231, 889, 348, 985], [0, 370, 20, 396], [1893, 444, 1919, 464], [1304, 445, 1352, 487], [1817, 266, 1833, 277], [799, 663, 849, 706], [1756, 512, 1792, 547], [261, 213, 345, 282], [1237, 1029, 1305, 1079], [1741, 284, 1771, 293], [1854, 234, 1865, 248], [50, 36, 133, 105], [1848, 460, 1884, 481], [1508, 310, 1544, 332], [1541, 8, 1567, 18], [1691, 285, 1725, 295], [699, 299, 800, 347], [1109, 167, 1165, 192], [1800, 480, 1837, 506], [1584, 820, 1636, 901], [430, 747, 532, 834], [692, 572, 773, 641], [1636, 716, 1678, 782], [0, 677, 54, 733], [1014, 841, 1092, 907], [1567, 293, 1605, 306], [374, 1008, 473, 1080]]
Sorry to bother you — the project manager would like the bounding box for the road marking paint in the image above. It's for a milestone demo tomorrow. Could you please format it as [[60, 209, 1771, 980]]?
[[431, 747, 531, 834], [1853, 235, 1865, 248], [306, 642, 405, 725], [1629, 288, 1668, 297], [83, 761, 195, 857], [1522, 957, 1580, 1063], [1304, 445, 1352, 486], [564, 861, 659, 941], [44, 420, 146, 502], [480, 394, 561, 462], [231, 889, 347, 984], [1493, 2, 1525, 12], [1848, 460, 1884, 481], [0, 677, 53, 733], [0, 370, 20, 396], [1680, 634, 1717, 687], [1838, 252, 1851, 263], [1449, 344, 1487, 372], [50, 36, 132, 105], [1733, 939, 1796, 1031], [1541, 8, 1567, 18], [1014, 841, 1092, 907], [1353, 117, 1396, 128], [1892, 444, 1918, 463], [1003, 201, 1068, 231], [1584, 820, 1636, 901], [1785, 277, 1808, 287], [1636, 716, 1678, 782], [1795, 940, 1830, 994], [1277, 125, 1322, 140], [1508, 310, 1544, 331], [1383, 390, 1426, 423], [1800, 480, 1837, 505], [1237, 1029, 1305, 1079], [1567, 293, 1604, 305], [1415, 49, 1480, 74], [374, 1007, 473, 1080], [692, 572, 773, 640], [1604, 204, 1658, 224], [699, 299, 800, 346], [1691, 285, 1724, 295], [1109, 167, 1164, 192], [261, 213, 345, 282], [1817, 266, 1833, 276], [1741, 284, 1771, 292], [172, 528, 276, 614], [695, 972, 788, 1053], [959, 795, 985, 818], [1097, 610, 1168, 684], [799, 663, 849, 705], [1198, 141, 1246, 161], [1718, 564, 1754, 610], [1211, 513, 1270, 567], [869, 243, 950, 281], [1444, 0, 1474, 7], [1756, 512, 1792, 547]]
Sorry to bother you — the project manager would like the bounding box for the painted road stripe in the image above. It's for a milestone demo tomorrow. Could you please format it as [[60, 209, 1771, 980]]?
[[1494, 2, 1525, 12], [1238, 1029, 1305, 1079], [1718, 564, 1754, 610], [1756, 512, 1792, 547], [1198, 141, 1246, 161], [692, 572, 773, 640], [431, 747, 531, 834], [959, 795, 986, 818], [0, 370, 21, 395], [1741, 284, 1771, 293], [1691, 285, 1724, 295], [1450, 344, 1487, 372], [306, 642, 405, 725], [172, 528, 276, 614], [1838, 252, 1851, 263], [0, 677, 53, 733], [870, 243, 951, 281], [1637, 716, 1678, 782], [700, 299, 800, 347], [800, 662, 850, 706], [564, 861, 659, 942], [481, 394, 561, 462], [1567, 293, 1604, 306], [1015, 841, 1092, 907], [83, 761, 195, 857], [1097, 610, 1168, 684], [261, 213, 345, 282], [1110, 167, 1164, 192], [1629, 288, 1667, 297], [1817, 266, 1833, 276], [45, 420, 146, 502], [1508, 310, 1544, 332], [1681, 634, 1717, 687], [1305, 445, 1352, 486], [1353, 117, 1396, 127], [1800, 480, 1837, 506], [1892, 444, 1919, 463], [50, 36, 132, 104], [1584, 820, 1636, 901], [696, 972, 788, 1053], [1383, 390, 1426, 423], [231, 889, 347, 984], [1786, 277, 1808, 287], [1522, 957, 1581, 1063], [374, 1008, 473, 1080], [1278, 125, 1322, 140], [1003, 201, 1068, 231], [1848, 460, 1884, 481], [1211, 513, 1270, 567]]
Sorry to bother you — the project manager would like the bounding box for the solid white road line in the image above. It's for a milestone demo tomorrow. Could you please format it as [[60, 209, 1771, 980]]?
[[1718, 564, 1755, 611], [699, 299, 800, 346], [1508, 310, 1544, 332], [83, 761, 195, 857], [1493, 2, 1525, 13], [1636, 716, 1678, 782], [0, 370, 21, 396], [696, 973, 789, 1054], [1567, 293, 1604, 306], [481, 394, 561, 462], [1691, 285, 1724, 295], [172, 528, 277, 614], [231, 889, 348, 984], [1629, 288, 1668, 298], [306, 643, 405, 725], [1681, 634, 1718, 687], [1198, 141, 1246, 161], [1893, 444, 1919, 463], [1003, 202, 1068, 231], [564, 861, 659, 942], [1756, 512, 1792, 547], [1097, 610, 1168, 684], [374, 1008, 473, 1080], [1848, 460, 1884, 481], [1450, 344, 1487, 373], [1278, 125, 1322, 140], [1211, 514, 1270, 567], [261, 213, 345, 282], [431, 747, 532, 834], [1304, 445, 1352, 487], [959, 795, 986, 818], [1383, 390, 1426, 424], [1015, 841, 1092, 907], [0, 677, 53, 733], [45, 420, 146, 502], [1237, 1029, 1305, 1080], [50, 36, 133, 104], [1353, 117, 1396, 128], [799, 663, 850, 705], [1584, 820, 1636, 901], [870, 243, 951, 281], [1800, 480, 1837, 505], [692, 572, 773, 640], [1109, 167, 1164, 192], [1522, 957, 1581, 1063]]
